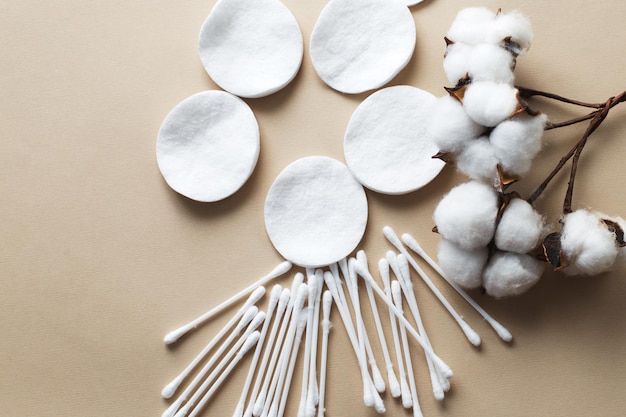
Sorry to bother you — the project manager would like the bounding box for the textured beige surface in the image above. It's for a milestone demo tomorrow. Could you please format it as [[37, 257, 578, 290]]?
[[1, 1, 626, 416]]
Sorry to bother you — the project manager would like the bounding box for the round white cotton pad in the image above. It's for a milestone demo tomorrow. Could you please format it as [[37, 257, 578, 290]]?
[[198, 0, 303, 99], [156, 90, 260, 202], [264, 156, 368, 268], [309, 0, 416, 94], [344, 86, 444, 195]]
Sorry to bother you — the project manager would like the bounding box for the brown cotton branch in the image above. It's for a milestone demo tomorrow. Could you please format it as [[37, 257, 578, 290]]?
[[517, 86, 604, 108]]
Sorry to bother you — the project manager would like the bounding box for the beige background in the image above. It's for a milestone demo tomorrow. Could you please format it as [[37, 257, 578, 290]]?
[[2, 1, 626, 416]]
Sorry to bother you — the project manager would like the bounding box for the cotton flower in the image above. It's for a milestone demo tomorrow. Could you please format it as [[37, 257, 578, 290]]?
[[560, 209, 620, 276], [487, 10, 534, 56], [467, 43, 515, 84], [429, 95, 485, 154], [482, 251, 545, 298], [437, 238, 488, 289], [446, 7, 496, 45], [495, 198, 545, 253], [463, 81, 520, 127], [443, 42, 472, 86], [433, 181, 499, 250], [455, 136, 498, 184]]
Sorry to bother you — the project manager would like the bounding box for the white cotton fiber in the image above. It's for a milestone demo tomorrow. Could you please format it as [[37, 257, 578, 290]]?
[[487, 10, 534, 55], [467, 43, 515, 84], [482, 251, 545, 298], [560, 209, 619, 276], [446, 7, 496, 45], [433, 181, 499, 250], [443, 42, 472, 86], [437, 239, 488, 289], [429, 95, 484, 154], [490, 113, 547, 177], [455, 136, 498, 184], [495, 198, 545, 253], [463, 81, 520, 127]]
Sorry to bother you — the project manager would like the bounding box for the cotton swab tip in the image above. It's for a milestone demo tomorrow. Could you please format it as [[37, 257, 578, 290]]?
[[387, 368, 401, 398], [161, 376, 183, 399], [322, 290, 332, 318], [492, 321, 514, 342], [461, 320, 482, 347], [383, 225, 403, 247], [372, 363, 386, 394], [238, 306, 260, 330], [400, 378, 413, 409], [269, 284, 283, 305], [241, 330, 261, 354], [248, 286, 267, 305], [401, 233, 423, 255], [163, 327, 189, 345], [270, 261, 294, 278]]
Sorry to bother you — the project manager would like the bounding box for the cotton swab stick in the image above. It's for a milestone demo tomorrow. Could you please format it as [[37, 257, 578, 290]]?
[[188, 331, 261, 417], [390, 253, 446, 400], [173, 312, 266, 417], [351, 261, 453, 380], [243, 288, 291, 417], [164, 261, 292, 344], [162, 295, 260, 399], [233, 285, 283, 417], [252, 274, 304, 417], [317, 291, 332, 417], [275, 309, 308, 417], [297, 272, 319, 417], [305, 270, 324, 417], [401, 232, 513, 342], [378, 259, 411, 408], [391, 281, 423, 417], [383, 226, 482, 347], [163, 306, 260, 417], [355, 252, 400, 399]]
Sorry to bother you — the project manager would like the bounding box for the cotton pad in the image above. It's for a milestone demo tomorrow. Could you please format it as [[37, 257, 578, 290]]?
[[198, 0, 303, 98], [264, 156, 368, 268], [156, 90, 260, 202], [310, 0, 416, 94], [344, 86, 444, 195]]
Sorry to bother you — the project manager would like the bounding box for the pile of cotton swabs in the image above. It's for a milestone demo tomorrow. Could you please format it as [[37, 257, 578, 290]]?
[[161, 227, 512, 417]]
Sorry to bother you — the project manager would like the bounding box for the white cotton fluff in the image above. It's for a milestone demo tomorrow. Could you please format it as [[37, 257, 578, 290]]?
[[429, 95, 484, 154], [467, 43, 515, 84], [455, 136, 498, 184], [490, 113, 547, 177], [443, 42, 472, 86], [482, 251, 545, 298], [463, 81, 520, 127], [487, 10, 533, 56], [437, 238, 488, 289], [433, 180, 499, 250], [560, 209, 619, 276], [446, 7, 496, 45], [495, 198, 545, 253]]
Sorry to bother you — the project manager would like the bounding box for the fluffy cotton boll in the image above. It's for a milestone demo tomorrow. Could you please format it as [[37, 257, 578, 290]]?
[[463, 81, 520, 127], [467, 43, 515, 84], [487, 10, 533, 56], [455, 136, 498, 184], [560, 209, 619, 276], [490, 113, 547, 177], [433, 181, 499, 250], [437, 238, 488, 289], [429, 95, 485, 154], [483, 251, 545, 298], [443, 42, 472, 86], [495, 198, 545, 253], [447, 7, 496, 45]]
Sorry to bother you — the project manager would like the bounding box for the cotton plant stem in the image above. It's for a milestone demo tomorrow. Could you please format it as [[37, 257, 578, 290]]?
[[517, 86, 604, 109]]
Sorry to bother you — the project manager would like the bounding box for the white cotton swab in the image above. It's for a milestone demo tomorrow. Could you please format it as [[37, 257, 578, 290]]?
[[252, 274, 304, 417], [172, 312, 266, 417], [243, 288, 291, 417], [188, 331, 261, 417], [378, 259, 411, 408], [391, 281, 423, 417], [401, 232, 513, 342], [297, 271, 318, 417], [356, 252, 400, 399], [275, 309, 308, 417], [390, 252, 446, 400], [317, 291, 332, 417], [351, 261, 453, 380], [164, 261, 292, 345], [305, 270, 324, 417], [233, 285, 283, 417], [383, 226, 482, 347], [162, 306, 259, 417], [162, 292, 261, 399]]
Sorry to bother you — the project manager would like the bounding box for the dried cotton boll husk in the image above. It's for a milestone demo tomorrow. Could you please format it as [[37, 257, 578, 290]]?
[[560, 209, 619, 276], [463, 81, 520, 127], [433, 181, 499, 250], [455, 136, 498, 184], [437, 239, 488, 289], [443, 42, 472, 86], [495, 198, 545, 254], [487, 10, 534, 56], [490, 113, 547, 177], [446, 7, 496, 45], [467, 43, 516, 84], [429, 95, 485, 154], [482, 251, 545, 298]]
